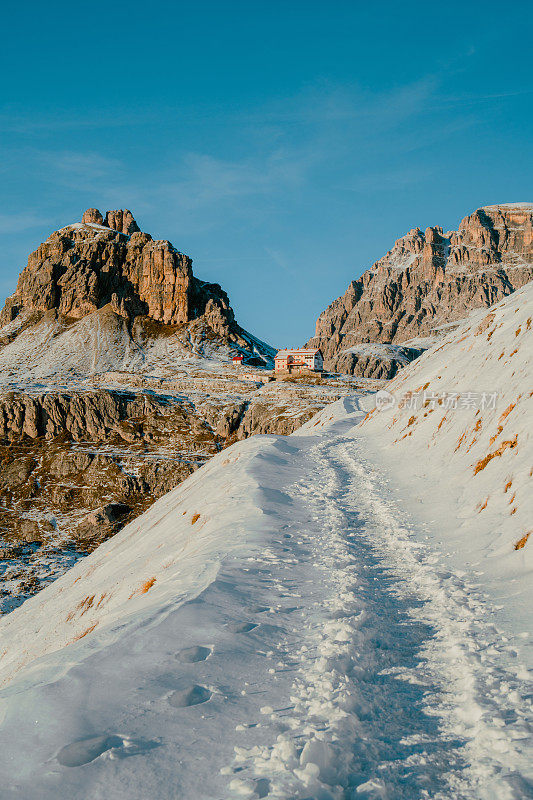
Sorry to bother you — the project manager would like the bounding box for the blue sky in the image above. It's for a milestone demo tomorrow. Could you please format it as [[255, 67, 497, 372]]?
[[1, 1, 531, 347]]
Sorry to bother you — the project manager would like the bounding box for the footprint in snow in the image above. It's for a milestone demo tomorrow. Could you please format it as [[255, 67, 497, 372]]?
[[168, 684, 212, 707], [227, 622, 259, 633], [176, 645, 212, 663], [57, 734, 158, 767], [57, 735, 124, 767], [229, 776, 271, 797]]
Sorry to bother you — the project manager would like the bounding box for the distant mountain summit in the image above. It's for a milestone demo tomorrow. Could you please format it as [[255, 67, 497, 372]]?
[[0, 210, 281, 582], [307, 203, 533, 374], [0, 208, 274, 376]]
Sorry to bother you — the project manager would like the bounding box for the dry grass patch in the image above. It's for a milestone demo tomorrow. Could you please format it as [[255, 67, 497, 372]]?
[[475, 313, 495, 335], [473, 435, 518, 475], [455, 432, 467, 451], [362, 407, 378, 424], [514, 532, 531, 550], [66, 594, 95, 621], [437, 415, 447, 431], [141, 577, 156, 593], [73, 622, 98, 641], [499, 401, 518, 423], [129, 576, 157, 598], [490, 425, 504, 446]]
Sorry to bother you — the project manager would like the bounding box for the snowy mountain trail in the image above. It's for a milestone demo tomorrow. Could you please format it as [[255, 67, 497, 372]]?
[[0, 399, 531, 800], [224, 409, 532, 800]]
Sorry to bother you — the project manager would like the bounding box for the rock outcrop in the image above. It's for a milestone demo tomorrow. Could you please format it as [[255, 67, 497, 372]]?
[[104, 209, 140, 235], [0, 389, 210, 444], [81, 208, 104, 226], [307, 203, 533, 373], [0, 379, 348, 566], [326, 343, 425, 379], [0, 208, 256, 351], [0, 388, 216, 553]]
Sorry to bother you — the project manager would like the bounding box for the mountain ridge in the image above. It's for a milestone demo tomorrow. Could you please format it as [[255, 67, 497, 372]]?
[[306, 202, 533, 374], [0, 207, 274, 366]]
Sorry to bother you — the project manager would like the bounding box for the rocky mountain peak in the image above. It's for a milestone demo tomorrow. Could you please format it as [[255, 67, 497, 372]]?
[[81, 208, 104, 226], [80, 207, 140, 235], [104, 209, 140, 235], [307, 203, 533, 375], [0, 209, 259, 352]]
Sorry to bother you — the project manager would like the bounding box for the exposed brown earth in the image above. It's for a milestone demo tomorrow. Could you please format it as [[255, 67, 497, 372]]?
[[0, 367, 376, 612]]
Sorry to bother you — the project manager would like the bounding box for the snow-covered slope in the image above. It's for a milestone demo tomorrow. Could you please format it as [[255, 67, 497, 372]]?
[[0, 305, 275, 390], [0, 308, 143, 382], [0, 397, 532, 797], [360, 281, 533, 630], [0, 435, 280, 687], [0, 286, 532, 799]]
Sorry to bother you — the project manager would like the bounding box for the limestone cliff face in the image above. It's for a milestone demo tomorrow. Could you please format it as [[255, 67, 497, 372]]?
[[104, 209, 140, 235], [307, 203, 533, 372], [0, 382, 340, 577], [0, 209, 246, 345]]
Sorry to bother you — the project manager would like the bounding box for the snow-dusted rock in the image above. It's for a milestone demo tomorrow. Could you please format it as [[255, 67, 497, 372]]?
[[0, 207, 267, 355], [308, 203, 533, 373]]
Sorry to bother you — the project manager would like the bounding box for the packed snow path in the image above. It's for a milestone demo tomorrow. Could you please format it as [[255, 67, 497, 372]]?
[[0, 400, 531, 799], [221, 415, 532, 799]]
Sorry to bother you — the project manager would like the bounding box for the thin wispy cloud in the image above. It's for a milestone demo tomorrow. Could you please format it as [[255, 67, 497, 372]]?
[[41, 151, 125, 185], [0, 109, 161, 134], [159, 148, 310, 208], [0, 17, 530, 348], [344, 165, 437, 193], [264, 246, 298, 277], [240, 77, 437, 129], [427, 87, 533, 110], [0, 212, 53, 234]]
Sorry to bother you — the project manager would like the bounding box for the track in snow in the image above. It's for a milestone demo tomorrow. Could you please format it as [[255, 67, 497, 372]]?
[[2, 407, 532, 799], [222, 423, 533, 799]]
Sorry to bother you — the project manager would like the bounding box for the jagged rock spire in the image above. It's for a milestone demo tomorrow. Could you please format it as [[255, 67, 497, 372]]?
[[0, 208, 244, 344], [81, 208, 104, 225], [104, 210, 140, 235], [81, 208, 140, 235], [306, 203, 533, 373]]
